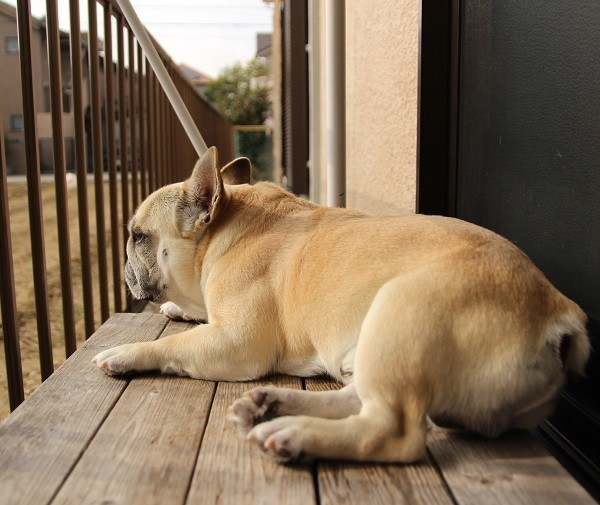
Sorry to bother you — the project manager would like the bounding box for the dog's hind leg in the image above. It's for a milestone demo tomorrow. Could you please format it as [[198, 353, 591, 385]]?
[[246, 395, 427, 463], [246, 276, 432, 463], [228, 384, 361, 435]]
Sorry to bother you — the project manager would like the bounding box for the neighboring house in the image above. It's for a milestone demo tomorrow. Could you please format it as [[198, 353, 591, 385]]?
[[0, 0, 47, 174], [251, 32, 272, 90], [0, 0, 113, 175], [179, 63, 211, 96]]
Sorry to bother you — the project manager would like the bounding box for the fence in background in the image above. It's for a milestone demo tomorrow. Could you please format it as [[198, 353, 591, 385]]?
[[0, 0, 234, 412]]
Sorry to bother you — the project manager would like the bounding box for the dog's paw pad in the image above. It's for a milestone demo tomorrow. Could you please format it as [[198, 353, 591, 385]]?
[[265, 433, 295, 461], [228, 386, 283, 435], [246, 417, 311, 463], [227, 397, 261, 434], [248, 421, 306, 463]]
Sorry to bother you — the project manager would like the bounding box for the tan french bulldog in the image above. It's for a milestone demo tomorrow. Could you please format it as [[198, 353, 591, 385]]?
[[92, 147, 590, 464]]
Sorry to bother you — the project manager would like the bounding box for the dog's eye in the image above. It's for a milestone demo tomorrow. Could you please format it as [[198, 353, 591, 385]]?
[[132, 231, 147, 245]]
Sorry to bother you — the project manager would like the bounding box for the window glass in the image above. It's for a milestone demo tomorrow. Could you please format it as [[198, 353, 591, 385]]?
[[10, 114, 23, 131], [5, 36, 18, 54]]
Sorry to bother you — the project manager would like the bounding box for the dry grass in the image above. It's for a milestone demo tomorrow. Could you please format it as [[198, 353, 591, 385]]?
[[0, 178, 136, 420]]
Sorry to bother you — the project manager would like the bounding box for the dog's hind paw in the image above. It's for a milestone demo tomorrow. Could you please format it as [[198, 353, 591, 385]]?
[[247, 417, 311, 464], [227, 386, 283, 435], [227, 396, 258, 434]]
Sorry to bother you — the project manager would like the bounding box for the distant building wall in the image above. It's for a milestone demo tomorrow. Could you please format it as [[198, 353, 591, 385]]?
[[0, 7, 81, 174], [0, 2, 104, 175], [0, 9, 28, 174]]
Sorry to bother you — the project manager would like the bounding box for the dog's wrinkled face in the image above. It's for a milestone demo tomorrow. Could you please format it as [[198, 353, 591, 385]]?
[[124, 147, 251, 320], [125, 188, 181, 304]]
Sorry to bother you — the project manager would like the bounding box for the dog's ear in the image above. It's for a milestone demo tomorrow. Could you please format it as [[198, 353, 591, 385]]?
[[178, 146, 224, 235], [221, 157, 251, 185]]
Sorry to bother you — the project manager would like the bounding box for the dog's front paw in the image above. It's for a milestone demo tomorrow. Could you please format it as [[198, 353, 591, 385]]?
[[227, 386, 282, 435], [92, 343, 154, 376], [159, 301, 189, 321], [247, 417, 311, 464]]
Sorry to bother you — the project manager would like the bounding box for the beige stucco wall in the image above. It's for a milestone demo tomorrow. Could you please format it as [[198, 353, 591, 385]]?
[[310, 0, 419, 216], [345, 0, 419, 215]]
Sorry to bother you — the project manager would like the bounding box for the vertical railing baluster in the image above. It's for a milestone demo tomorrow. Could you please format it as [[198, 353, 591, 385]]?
[[138, 45, 147, 200], [158, 85, 164, 185], [146, 66, 155, 193], [69, 0, 94, 338], [88, 0, 110, 323], [0, 103, 24, 410], [117, 15, 131, 309], [179, 76, 185, 179], [46, 0, 76, 357], [153, 73, 161, 188], [128, 29, 139, 211], [165, 88, 170, 183], [16, 0, 53, 379], [104, 3, 122, 314], [126, 27, 135, 310], [161, 86, 167, 185], [166, 81, 171, 183], [169, 70, 176, 183]]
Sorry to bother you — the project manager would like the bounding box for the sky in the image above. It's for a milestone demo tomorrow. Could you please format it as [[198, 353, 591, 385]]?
[[4, 0, 274, 77]]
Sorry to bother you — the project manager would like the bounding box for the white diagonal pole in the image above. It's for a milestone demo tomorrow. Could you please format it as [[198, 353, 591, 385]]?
[[113, 0, 208, 156]]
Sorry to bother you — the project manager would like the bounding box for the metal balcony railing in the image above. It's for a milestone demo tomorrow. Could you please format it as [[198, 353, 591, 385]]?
[[0, 0, 234, 413]]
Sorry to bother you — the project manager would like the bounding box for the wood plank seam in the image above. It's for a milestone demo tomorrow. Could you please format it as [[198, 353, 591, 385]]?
[[159, 320, 220, 505], [302, 378, 322, 505], [425, 447, 460, 505], [182, 380, 217, 503], [43, 314, 171, 504], [46, 379, 139, 505], [0, 313, 171, 504], [186, 377, 316, 504]]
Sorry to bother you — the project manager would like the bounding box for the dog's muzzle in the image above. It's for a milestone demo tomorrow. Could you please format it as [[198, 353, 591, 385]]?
[[124, 260, 160, 301], [124, 261, 138, 293]]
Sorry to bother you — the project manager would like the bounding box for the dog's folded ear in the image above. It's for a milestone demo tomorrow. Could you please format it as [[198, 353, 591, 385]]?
[[177, 146, 224, 235], [221, 157, 251, 185]]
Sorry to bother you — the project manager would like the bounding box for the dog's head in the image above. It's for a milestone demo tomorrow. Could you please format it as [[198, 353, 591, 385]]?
[[125, 147, 251, 319]]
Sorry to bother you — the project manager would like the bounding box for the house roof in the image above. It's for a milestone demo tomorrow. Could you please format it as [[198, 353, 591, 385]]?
[[179, 63, 211, 86], [0, 0, 76, 42], [256, 32, 272, 58], [0, 0, 44, 29]]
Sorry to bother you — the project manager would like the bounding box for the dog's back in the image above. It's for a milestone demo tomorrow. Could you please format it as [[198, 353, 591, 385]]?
[[236, 185, 590, 435], [227, 182, 590, 437]]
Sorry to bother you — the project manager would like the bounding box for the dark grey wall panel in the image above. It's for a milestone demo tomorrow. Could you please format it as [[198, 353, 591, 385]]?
[[457, 1, 600, 319], [456, 2, 600, 493]]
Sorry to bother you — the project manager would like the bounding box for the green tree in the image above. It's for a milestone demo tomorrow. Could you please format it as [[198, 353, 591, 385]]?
[[205, 58, 270, 126]]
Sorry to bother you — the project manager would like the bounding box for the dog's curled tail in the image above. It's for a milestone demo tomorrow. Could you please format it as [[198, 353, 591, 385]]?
[[547, 304, 591, 375]]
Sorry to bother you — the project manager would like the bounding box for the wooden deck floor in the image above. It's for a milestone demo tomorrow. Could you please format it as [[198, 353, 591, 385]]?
[[0, 313, 595, 504]]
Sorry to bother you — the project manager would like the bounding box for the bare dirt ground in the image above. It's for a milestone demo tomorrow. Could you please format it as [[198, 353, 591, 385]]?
[[0, 178, 134, 420]]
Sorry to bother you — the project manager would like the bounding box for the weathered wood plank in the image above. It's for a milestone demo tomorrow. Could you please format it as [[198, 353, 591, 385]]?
[[52, 321, 214, 505], [0, 313, 168, 505], [306, 378, 454, 505], [187, 376, 317, 505], [428, 426, 595, 504]]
